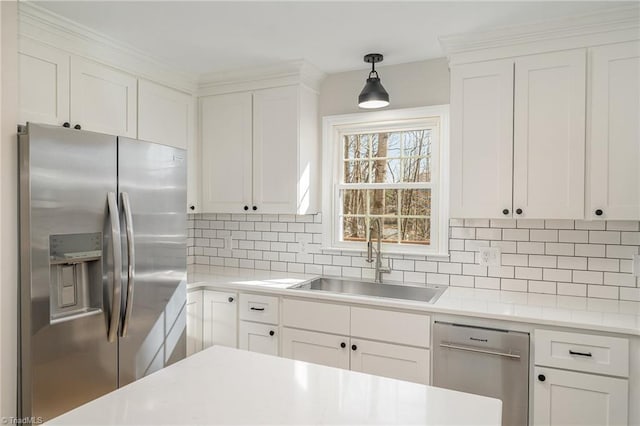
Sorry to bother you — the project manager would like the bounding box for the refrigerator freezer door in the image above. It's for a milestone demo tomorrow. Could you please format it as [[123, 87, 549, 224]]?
[[19, 123, 119, 421], [117, 137, 187, 386]]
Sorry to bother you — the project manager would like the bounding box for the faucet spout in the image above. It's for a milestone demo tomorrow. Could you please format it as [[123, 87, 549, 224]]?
[[366, 218, 391, 283]]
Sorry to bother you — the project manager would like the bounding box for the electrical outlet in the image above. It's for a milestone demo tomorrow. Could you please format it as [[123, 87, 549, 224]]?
[[479, 247, 501, 266], [224, 236, 233, 250], [633, 254, 640, 277]]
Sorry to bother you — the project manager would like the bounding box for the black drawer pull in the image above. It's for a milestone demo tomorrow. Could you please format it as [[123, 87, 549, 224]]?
[[569, 349, 592, 357], [250, 307, 265, 311]]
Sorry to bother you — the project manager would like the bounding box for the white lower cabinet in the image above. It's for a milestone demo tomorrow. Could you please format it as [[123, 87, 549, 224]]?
[[186, 290, 203, 356], [533, 329, 630, 426], [350, 339, 430, 385], [533, 367, 628, 426], [281, 328, 350, 370], [203, 290, 238, 349], [239, 321, 278, 356]]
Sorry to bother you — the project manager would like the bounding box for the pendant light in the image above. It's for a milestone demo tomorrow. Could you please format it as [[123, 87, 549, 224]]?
[[358, 53, 389, 109]]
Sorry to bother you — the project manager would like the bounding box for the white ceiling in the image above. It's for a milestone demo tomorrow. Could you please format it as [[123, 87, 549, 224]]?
[[34, 1, 628, 76]]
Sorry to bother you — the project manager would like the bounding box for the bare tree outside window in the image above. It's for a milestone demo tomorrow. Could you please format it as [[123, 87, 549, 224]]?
[[341, 129, 432, 245]]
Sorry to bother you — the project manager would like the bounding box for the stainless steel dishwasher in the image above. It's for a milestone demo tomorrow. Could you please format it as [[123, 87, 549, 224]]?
[[433, 322, 530, 426]]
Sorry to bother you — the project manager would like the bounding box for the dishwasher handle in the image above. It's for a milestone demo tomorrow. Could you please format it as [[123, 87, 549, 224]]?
[[439, 342, 521, 360]]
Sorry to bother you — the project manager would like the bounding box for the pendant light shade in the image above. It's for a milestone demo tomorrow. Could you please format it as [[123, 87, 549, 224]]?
[[358, 53, 389, 109]]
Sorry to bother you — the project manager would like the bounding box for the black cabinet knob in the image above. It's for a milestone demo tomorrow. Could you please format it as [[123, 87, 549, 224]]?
[[351, 344, 357, 351], [228, 297, 234, 303], [538, 374, 546, 382], [516, 208, 523, 215], [189, 205, 195, 211], [340, 342, 346, 348], [502, 209, 509, 215], [62, 122, 70, 128], [243, 206, 249, 211], [252, 206, 257, 211], [595, 209, 603, 216], [74, 124, 81, 130], [269, 330, 275, 336]]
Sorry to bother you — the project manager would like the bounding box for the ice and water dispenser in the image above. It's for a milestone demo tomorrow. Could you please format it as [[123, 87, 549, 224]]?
[[49, 232, 103, 322]]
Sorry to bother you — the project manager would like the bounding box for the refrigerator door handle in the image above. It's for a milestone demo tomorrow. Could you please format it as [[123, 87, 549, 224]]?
[[107, 192, 122, 343], [120, 192, 135, 337]]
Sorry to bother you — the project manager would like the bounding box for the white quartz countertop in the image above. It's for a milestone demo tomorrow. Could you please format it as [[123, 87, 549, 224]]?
[[188, 265, 640, 336], [47, 346, 501, 426]]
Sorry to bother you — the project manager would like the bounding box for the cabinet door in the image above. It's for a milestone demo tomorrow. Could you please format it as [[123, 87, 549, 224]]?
[[18, 39, 70, 126], [138, 79, 192, 149], [589, 41, 640, 220], [200, 93, 253, 213], [513, 50, 586, 219], [450, 60, 514, 218], [350, 339, 430, 385], [252, 86, 299, 214], [202, 290, 237, 349], [533, 367, 628, 426], [70, 57, 137, 137], [186, 290, 203, 356], [281, 327, 349, 370], [238, 321, 278, 356]]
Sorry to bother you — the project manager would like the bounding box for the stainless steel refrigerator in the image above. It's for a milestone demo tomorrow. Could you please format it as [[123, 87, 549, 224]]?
[[18, 123, 187, 421]]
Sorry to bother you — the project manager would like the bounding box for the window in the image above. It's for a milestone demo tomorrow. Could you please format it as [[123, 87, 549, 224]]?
[[322, 106, 449, 255]]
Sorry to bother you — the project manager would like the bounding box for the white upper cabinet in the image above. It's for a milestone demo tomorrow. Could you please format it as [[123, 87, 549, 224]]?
[[252, 86, 299, 214], [200, 85, 319, 215], [450, 50, 587, 219], [70, 57, 137, 137], [18, 39, 70, 126], [513, 50, 586, 219], [588, 41, 640, 220], [200, 92, 253, 213], [138, 79, 193, 149], [450, 60, 514, 218]]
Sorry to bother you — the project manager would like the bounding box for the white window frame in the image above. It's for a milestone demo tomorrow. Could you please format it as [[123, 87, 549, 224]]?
[[322, 105, 450, 256]]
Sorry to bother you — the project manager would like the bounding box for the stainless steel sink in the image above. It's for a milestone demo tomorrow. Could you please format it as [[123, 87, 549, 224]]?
[[291, 277, 446, 303]]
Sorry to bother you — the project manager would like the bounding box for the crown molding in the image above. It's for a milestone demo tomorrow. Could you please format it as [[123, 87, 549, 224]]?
[[18, 1, 198, 93], [197, 60, 326, 97], [440, 4, 640, 64]]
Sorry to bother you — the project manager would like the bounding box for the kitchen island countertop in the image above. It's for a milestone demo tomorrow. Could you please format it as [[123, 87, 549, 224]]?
[[47, 346, 501, 425]]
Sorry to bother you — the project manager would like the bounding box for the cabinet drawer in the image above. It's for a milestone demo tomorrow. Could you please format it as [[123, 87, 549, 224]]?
[[239, 293, 279, 325], [351, 307, 430, 348], [534, 329, 629, 377], [282, 298, 349, 335]]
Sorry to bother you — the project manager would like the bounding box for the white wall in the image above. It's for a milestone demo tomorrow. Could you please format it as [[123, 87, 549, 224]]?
[[319, 57, 450, 117], [1, 0, 18, 418]]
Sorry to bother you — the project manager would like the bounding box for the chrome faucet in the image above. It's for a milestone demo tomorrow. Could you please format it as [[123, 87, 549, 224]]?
[[366, 218, 391, 283]]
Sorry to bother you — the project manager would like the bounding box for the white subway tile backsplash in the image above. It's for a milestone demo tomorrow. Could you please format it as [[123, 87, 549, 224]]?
[[530, 230, 558, 242], [587, 285, 619, 300], [188, 214, 639, 300], [516, 220, 545, 229], [587, 258, 619, 272], [557, 282, 587, 297], [545, 243, 574, 256], [529, 255, 557, 268], [503, 229, 529, 241], [557, 256, 587, 270], [517, 242, 545, 254], [528, 280, 556, 294], [573, 270, 603, 285], [606, 221, 640, 231], [515, 267, 543, 280], [589, 231, 621, 244], [558, 230, 588, 243], [501, 278, 528, 292]]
